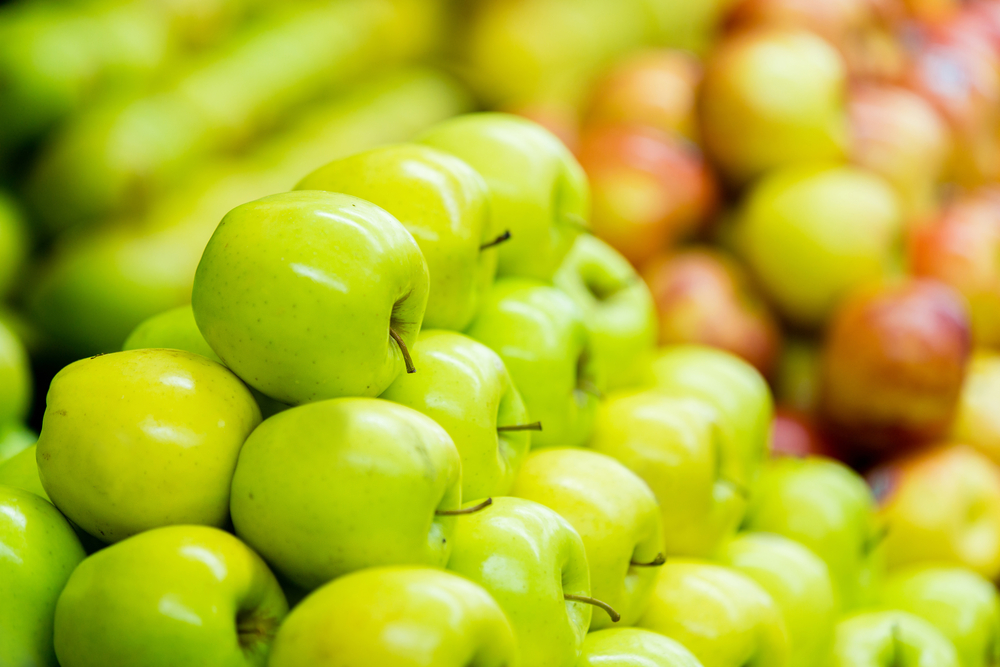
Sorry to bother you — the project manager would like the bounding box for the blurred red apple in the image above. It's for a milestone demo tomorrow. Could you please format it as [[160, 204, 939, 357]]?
[[642, 247, 780, 375], [771, 407, 834, 458], [901, 0, 962, 25], [820, 279, 972, 455], [510, 100, 581, 152], [577, 124, 717, 267]]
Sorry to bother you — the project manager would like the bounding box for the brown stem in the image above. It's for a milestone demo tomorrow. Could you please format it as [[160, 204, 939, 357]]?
[[389, 328, 415, 374], [564, 594, 620, 623], [480, 230, 511, 251], [436, 497, 492, 516], [630, 553, 666, 567], [497, 421, 543, 432], [577, 379, 604, 400]]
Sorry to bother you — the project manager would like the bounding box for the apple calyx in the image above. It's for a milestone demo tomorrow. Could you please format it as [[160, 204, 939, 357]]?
[[630, 553, 666, 567], [497, 421, 543, 432], [236, 610, 282, 653], [389, 328, 416, 374], [564, 593, 621, 623], [435, 497, 493, 516], [480, 230, 512, 251]]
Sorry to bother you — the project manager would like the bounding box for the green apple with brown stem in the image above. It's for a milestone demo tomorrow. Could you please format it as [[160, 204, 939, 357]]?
[[831, 610, 959, 667]]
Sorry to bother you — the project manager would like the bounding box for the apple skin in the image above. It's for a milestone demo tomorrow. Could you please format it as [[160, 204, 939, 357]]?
[[950, 351, 1000, 464], [419, 112, 589, 281], [881, 565, 1000, 667], [718, 532, 837, 667], [735, 163, 902, 328], [578, 628, 704, 667], [192, 190, 429, 405], [642, 248, 781, 376], [0, 191, 26, 298], [0, 485, 85, 667], [553, 234, 658, 392], [510, 448, 664, 630], [831, 610, 960, 667], [230, 397, 460, 590], [269, 566, 516, 667], [636, 560, 790, 667], [446, 496, 592, 667], [770, 407, 833, 459], [699, 27, 848, 186], [0, 443, 48, 500], [295, 144, 495, 331], [773, 337, 821, 414], [869, 443, 1000, 579], [0, 315, 31, 426], [380, 329, 532, 500], [36, 349, 261, 543], [819, 279, 972, 455], [54, 525, 288, 667], [0, 420, 34, 464], [466, 278, 601, 449]]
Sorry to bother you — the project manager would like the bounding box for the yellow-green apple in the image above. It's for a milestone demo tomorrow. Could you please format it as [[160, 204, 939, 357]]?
[[268, 567, 516, 667], [881, 565, 1000, 667], [0, 420, 34, 464], [579, 628, 704, 667], [0, 316, 31, 426], [774, 337, 821, 413], [869, 443, 1000, 579], [231, 397, 461, 590], [743, 456, 884, 612], [192, 190, 429, 404], [819, 279, 972, 455], [0, 444, 48, 500], [0, 191, 26, 298], [123, 304, 222, 363], [0, 485, 85, 667], [951, 351, 1000, 463], [718, 532, 837, 667], [699, 27, 848, 185], [36, 349, 260, 542], [465, 278, 601, 448], [577, 123, 716, 267], [53, 525, 287, 667], [510, 448, 664, 629], [380, 329, 532, 500], [419, 112, 589, 280], [636, 560, 790, 667], [446, 496, 596, 667], [295, 144, 496, 331], [831, 610, 960, 667], [553, 234, 658, 391], [734, 163, 902, 328], [642, 248, 781, 376]]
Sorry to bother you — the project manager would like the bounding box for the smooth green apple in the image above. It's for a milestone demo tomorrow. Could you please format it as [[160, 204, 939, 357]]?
[[511, 447, 663, 630], [0, 443, 48, 500], [553, 234, 658, 391], [466, 278, 601, 448], [579, 628, 704, 667], [951, 351, 1000, 465], [192, 190, 429, 405], [295, 143, 496, 331], [881, 565, 1000, 667], [446, 496, 595, 667], [380, 329, 532, 499], [637, 560, 790, 667], [718, 532, 837, 667], [0, 315, 31, 426], [269, 566, 516, 667], [54, 525, 288, 667], [0, 420, 34, 464], [36, 348, 261, 542], [0, 485, 85, 667], [230, 397, 461, 590], [831, 610, 960, 667], [419, 112, 589, 280]]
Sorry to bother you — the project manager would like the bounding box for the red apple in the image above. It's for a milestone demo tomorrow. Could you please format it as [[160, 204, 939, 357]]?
[[577, 124, 717, 267], [771, 407, 834, 458], [510, 100, 581, 153]]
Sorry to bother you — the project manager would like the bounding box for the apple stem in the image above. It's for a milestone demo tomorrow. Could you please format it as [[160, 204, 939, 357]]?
[[497, 421, 543, 432], [890, 623, 902, 667], [436, 497, 493, 516], [721, 477, 751, 500], [864, 524, 891, 555], [630, 553, 666, 567], [480, 230, 512, 251], [577, 379, 604, 400], [389, 328, 416, 374], [564, 594, 621, 623], [563, 212, 590, 232]]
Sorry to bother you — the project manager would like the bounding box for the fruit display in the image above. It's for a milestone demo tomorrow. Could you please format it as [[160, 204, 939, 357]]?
[[3, 0, 1000, 665]]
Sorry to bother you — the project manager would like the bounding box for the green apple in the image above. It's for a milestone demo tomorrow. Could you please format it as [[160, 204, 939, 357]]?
[[446, 496, 595, 667], [0, 485, 85, 667], [36, 348, 261, 542], [589, 389, 745, 557], [0, 190, 27, 298], [881, 565, 1000, 667], [831, 610, 960, 667], [0, 420, 35, 464], [296, 143, 496, 331], [192, 190, 429, 405], [510, 448, 664, 630], [578, 628, 704, 667], [53, 525, 288, 667], [466, 278, 601, 448], [0, 444, 48, 500], [636, 560, 790, 667], [269, 566, 516, 667], [553, 234, 658, 391], [718, 532, 837, 667], [0, 315, 31, 426], [380, 329, 532, 499], [230, 397, 461, 590], [419, 112, 589, 280], [951, 351, 1000, 465], [743, 456, 884, 613]]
